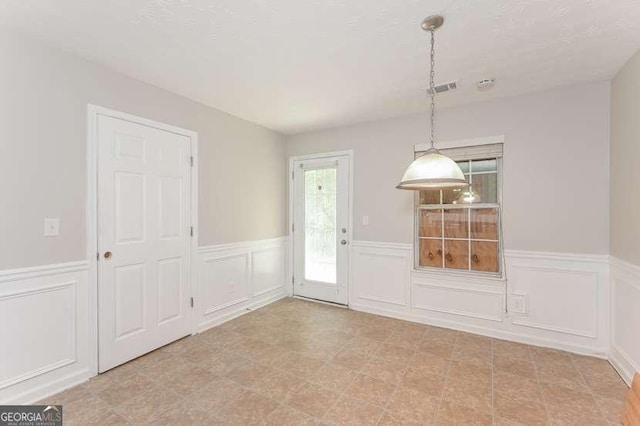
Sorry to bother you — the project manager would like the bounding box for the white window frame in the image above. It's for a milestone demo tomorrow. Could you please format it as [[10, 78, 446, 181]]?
[[413, 136, 504, 278]]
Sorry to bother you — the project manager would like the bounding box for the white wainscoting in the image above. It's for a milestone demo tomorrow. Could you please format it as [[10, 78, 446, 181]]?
[[0, 262, 91, 404], [0, 237, 288, 404], [349, 241, 609, 357], [197, 237, 288, 332], [609, 257, 640, 385]]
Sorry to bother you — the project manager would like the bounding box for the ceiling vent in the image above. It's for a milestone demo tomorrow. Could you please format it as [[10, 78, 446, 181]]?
[[426, 80, 457, 95]]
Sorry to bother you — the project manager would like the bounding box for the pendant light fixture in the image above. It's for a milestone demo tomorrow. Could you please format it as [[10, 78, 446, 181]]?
[[397, 15, 468, 190]]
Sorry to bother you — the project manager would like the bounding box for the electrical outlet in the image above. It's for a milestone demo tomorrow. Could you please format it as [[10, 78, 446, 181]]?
[[510, 294, 527, 315], [44, 218, 60, 237]]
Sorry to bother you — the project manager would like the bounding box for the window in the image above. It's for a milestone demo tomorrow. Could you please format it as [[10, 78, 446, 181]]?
[[415, 144, 503, 274]]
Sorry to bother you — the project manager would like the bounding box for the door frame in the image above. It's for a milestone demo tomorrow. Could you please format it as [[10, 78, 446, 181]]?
[[86, 105, 199, 375], [287, 150, 353, 305]]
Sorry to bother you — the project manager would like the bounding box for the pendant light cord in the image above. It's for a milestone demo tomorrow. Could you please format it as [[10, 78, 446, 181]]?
[[429, 27, 436, 150]]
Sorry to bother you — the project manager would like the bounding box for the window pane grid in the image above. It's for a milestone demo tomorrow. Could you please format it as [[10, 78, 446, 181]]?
[[415, 158, 501, 274]]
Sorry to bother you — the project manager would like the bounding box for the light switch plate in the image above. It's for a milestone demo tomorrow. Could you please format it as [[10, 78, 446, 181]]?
[[44, 218, 60, 237], [362, 215, 369, 226], [510, 294, 527, 315]]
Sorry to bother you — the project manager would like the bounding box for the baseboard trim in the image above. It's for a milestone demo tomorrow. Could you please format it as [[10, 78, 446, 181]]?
[[349, 302, 608, 358], [5, 368, 92, 405], [609, 344, 639, 386], [196, 289, 286, 333]]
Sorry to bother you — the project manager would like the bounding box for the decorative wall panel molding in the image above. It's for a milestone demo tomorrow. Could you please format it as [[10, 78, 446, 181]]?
[[610, 256, 640, 385], [350, 241, 412, 309], [0, 237, 288, 404], [349, 241, 609, 356], [197, 237, 287, 331], [0, 261, 90, 404]]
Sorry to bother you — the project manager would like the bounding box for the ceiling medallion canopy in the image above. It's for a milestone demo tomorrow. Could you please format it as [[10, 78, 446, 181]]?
[[396, 15, 468, 191]]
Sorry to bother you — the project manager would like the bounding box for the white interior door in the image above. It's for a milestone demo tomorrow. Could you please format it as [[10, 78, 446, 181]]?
[[97, 115, 193, 372], [292, 154, 350, 305]]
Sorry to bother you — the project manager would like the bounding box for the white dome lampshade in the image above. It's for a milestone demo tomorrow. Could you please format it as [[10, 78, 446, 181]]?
[[396, 149, 468, 190]]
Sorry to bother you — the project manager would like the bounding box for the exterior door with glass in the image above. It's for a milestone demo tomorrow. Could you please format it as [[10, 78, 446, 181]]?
[[292, 155, 350, 305]]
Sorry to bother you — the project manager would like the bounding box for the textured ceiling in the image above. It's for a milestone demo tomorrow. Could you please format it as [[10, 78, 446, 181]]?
[[2, 0, 640, 134]]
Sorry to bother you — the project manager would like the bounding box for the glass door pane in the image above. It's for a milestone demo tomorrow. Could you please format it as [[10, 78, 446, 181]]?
[[304, 168, 337, 283]]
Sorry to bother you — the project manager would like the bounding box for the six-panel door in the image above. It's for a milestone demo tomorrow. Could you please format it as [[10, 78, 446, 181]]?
[[97, 115, 192, 372]]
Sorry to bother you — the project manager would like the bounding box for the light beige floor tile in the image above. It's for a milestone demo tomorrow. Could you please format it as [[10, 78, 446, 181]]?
[[288, 383, 340, 418], [417, 340, 455, 358], [377, 410, 424, 426], [400, 367, 446, 398], [492, 339, 532, 360], [61, 394, 113, 425], [225, 359, 273, 387], [95, 373, 157, 406], [115, 386, 181, 423], [360, 356, 407, 384], [188, 376, 245, 411], [385, 385, 440, 425], [493, 391, 549, 426], [408, 351, 451, 376], [311, 362, 358, 392], [28, 298, 628, 425], [374, 343, 415, 364], [437, 399, 493, 426], [346, 374, 396, 406], [262, 405, 316, 426], [332, 348, 370, 371], [197, 349, 247, 376], [146, 398, 211, 425], [251, 369, 306, 401], [442, 375, 492, 413], [322, 397, 382, 425], [493, 354, 537, 379], [493, 370, 544, 402], [160, 364, 218, 396], [214, 390, 279, 426], [448, 359, 491, 383]]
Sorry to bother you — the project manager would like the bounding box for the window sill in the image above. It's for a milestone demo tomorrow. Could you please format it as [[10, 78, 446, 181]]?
[[411, 267, 506, 286]]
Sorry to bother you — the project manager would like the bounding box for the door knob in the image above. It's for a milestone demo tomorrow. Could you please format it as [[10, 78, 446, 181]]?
[[340, 240, 348, 245], [104, 251, 112, 259], [341, 228, 347, 233]]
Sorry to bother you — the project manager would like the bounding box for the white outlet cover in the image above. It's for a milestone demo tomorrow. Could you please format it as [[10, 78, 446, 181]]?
[[44, 217, 60, 236], [362, 216, 369, 226], [510, 294, 528, 315]]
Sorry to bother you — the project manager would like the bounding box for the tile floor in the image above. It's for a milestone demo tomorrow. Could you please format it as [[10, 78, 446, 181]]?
[[41, 298, 628, 425]]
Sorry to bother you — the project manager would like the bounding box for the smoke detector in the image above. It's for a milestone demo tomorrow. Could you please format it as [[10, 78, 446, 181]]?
[[426, 80, 457, 95], [476, 78, 496, 91]]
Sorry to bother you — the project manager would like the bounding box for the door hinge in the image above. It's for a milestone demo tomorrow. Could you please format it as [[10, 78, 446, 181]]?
[[291, 276, 294, 285], [190, 297, 194, 308], [291, 170, 294, 179], [190, 156, 194, 167], [190, 226, 194, 237], [292, 223, 294, 232], [97, 252, 100, 260]]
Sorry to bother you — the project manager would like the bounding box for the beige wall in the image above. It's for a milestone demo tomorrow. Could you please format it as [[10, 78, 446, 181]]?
[[0, 29, 286, 269], [610, 49, 640, 265], [287, 82, 610, 254]]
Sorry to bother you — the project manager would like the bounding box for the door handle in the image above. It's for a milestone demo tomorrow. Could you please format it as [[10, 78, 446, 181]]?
[[104, 251, 112, 259], [340, 240, 348, 245]]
